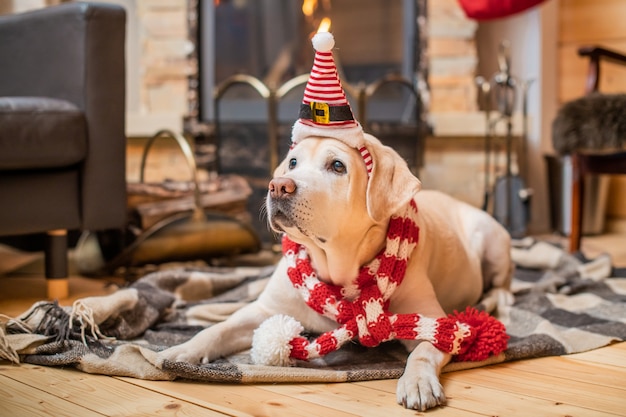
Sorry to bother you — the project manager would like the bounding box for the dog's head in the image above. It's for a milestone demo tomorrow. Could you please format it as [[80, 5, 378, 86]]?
[[266, 133, 421, 283]]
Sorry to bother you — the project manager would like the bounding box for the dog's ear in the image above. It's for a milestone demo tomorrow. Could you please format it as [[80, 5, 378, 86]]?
[[364, 133, 421, 222]]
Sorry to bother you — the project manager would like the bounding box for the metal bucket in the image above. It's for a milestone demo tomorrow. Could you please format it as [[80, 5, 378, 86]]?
[[545, 154, 610, 235]]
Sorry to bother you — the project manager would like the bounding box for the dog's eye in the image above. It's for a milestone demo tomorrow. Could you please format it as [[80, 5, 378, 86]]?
[[288, 158, 297, 170], [331, 160, 346, 174]]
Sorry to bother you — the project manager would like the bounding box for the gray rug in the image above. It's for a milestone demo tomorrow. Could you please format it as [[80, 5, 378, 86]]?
[[1, 238, 625, 383]]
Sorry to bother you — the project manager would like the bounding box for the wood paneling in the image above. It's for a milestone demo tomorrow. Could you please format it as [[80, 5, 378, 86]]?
[[559, 0, 626, 44], [428, 0, 479, 113], [558, 41, 626, 103], [558, 1, 626, 102]]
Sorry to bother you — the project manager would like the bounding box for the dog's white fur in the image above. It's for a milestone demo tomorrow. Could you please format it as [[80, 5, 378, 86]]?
[[158, 133, 513, 411]]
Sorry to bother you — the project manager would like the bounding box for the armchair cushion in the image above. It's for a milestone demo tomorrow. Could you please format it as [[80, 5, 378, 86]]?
[[0, 97, 87, 170]]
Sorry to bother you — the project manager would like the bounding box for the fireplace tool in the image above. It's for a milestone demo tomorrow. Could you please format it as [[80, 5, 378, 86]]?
[[478, 41, 533, 238]]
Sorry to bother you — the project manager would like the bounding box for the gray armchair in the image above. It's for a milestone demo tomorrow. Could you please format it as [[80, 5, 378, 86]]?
[[0, 2, 127, 298]]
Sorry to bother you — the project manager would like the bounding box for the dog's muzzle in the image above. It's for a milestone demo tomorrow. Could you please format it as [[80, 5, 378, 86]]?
[[267, 177, 298, 230]]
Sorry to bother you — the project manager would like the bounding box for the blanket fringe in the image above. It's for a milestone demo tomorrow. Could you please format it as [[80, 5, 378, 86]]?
[[70, 300, 115, 346], [0, 301, 115, 361], [14, 301, 110, 348]]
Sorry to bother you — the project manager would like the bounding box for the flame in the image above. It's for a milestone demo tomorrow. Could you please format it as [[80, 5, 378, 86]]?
[[317, 17, 331, 33], [302, 0, 317, 17]]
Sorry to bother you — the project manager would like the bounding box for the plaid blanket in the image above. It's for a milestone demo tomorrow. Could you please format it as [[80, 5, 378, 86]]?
[[1, 238, 625, 382]]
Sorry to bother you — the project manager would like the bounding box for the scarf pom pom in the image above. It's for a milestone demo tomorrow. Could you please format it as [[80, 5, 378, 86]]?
[[453, 307, 509, 362], [251, 314, 304, 366]]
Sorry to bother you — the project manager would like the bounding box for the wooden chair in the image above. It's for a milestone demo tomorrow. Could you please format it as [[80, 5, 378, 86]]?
[[554, 47, 626, 252]]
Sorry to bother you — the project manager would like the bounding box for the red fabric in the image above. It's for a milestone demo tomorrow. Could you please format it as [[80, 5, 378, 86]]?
[[457, 0, 548, 20], [289, 337, 310, 360], [451, 307, 510, 362]]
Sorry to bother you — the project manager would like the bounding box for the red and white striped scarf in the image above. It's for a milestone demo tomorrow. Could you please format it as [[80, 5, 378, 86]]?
[[280, 200, 508, 362]]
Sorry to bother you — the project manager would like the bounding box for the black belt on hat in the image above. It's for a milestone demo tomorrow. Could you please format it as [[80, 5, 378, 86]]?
[[299, 103, 354, 124]]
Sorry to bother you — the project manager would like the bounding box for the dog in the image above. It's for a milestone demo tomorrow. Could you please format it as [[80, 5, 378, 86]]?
[[158, 132, 513, 411]]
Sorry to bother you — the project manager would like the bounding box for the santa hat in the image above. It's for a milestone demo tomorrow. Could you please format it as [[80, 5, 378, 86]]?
[[292, 31, 373, 176]]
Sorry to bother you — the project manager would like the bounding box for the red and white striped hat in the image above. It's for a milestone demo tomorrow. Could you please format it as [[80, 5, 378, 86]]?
[[291, 31, 373, 176]]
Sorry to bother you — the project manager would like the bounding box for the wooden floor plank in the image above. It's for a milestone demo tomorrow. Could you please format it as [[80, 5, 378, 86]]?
[[116, 377, 360, 417], [0, 374, 105, 417], [357, 375, 622, 417], [265, 380, 517, 416], [498, 355, 626, 388], [0, 364, 227, 416], [567, 342, 626, 368], [443, 378, 621, 417], [256, 382, 438, 417], [448, 364, 626, 415]]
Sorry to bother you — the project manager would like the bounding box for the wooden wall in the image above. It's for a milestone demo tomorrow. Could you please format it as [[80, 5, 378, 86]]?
[[428, 0, 478, 113], [559, 0, 626, 102]]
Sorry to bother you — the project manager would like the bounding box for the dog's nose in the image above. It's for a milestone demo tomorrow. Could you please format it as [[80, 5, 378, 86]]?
[[269, 178, 296, 198]]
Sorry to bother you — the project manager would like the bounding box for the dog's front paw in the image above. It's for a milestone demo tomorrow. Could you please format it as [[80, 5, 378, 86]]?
[[396, 370, 446, 411], [156, 342, 211, 367]]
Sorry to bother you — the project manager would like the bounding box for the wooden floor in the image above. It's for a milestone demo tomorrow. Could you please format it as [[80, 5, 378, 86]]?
[[1, 233, 625, 416]]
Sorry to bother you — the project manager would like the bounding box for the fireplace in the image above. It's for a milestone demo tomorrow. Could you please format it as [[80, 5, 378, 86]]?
[[186, 0, 429, 242]]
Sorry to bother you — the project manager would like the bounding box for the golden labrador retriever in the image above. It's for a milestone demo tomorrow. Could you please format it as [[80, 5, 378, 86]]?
[[158, 132, 513, 411]]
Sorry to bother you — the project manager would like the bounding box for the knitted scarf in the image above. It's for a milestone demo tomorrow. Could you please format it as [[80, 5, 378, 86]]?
[[251, 200, 508, 366]]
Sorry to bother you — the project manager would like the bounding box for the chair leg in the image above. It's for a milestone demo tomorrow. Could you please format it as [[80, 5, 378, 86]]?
[[45, 229, 69, 299], [569, 155, 584, 253]]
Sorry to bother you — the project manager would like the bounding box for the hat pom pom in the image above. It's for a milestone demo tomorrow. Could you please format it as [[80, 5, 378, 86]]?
[[311, 31, 335, 53], [251, 314, 304, 366]]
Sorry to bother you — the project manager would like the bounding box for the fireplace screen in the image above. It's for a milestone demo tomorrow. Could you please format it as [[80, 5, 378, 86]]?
[[198, 0, 421, 120]]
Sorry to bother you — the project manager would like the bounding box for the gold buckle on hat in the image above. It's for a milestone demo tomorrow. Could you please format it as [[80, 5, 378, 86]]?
[[310, 102, 330, 124]]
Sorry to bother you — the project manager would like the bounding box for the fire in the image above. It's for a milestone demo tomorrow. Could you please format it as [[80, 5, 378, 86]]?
[[317, 17, 331, 33], [302, 0, 317, 17], [303, 0, 331, 34]]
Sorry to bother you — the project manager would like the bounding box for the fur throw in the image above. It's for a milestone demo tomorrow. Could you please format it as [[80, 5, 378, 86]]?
[[552, 93, 626, 154]]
